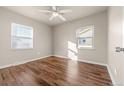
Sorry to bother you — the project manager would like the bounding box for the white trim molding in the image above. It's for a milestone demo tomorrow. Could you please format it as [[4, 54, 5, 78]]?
[[0, 54, 107, 69], [54, 55, 116, 85], [0, 55, 52, 69], [106, 65, 116, 86], [0, 54, 115, 86], [54, 55, 107, 66]]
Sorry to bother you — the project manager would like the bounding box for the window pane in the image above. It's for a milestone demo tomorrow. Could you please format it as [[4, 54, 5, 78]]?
[[12, 23, 33, 38], [12, 37, 33, 49], [78, 37, 92, 47], [11, 23, 33, 49], [77, 25, 94, 48], [79, 28, 93, 37]]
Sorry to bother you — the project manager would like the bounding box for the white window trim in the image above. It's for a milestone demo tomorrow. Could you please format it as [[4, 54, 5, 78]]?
[[76, 25, 95, 49], [11, 23, 34, 50]]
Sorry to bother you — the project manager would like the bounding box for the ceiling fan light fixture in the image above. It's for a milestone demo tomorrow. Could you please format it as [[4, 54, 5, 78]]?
[[39, 6, 72, 21], [52, 12, 59, 17]]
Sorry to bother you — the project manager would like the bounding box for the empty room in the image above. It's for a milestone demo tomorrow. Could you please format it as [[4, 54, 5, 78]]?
[[0, 6, 124, 86]]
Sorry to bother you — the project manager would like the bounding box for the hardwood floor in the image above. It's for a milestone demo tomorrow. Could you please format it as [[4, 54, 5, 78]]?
[[0, 56, 112, 86]]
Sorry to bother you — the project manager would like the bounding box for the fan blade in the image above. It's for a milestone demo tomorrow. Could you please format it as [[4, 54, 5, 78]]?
[[39, 10, 52, 13], [59, 9, 72, 14], [52, 6, 57, 11], [49, 15, 56, 21], [58, 14, 66, 21]]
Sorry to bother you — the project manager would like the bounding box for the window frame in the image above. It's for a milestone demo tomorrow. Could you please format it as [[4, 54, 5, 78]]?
[[76, 25, 94, 49], [11, 23, 34, 50]]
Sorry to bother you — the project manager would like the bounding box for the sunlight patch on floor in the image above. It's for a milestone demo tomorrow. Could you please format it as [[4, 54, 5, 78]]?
[[67, 41, 78, 60]]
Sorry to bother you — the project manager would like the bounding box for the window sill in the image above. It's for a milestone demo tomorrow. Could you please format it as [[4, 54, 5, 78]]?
[[78, 47, 95, 50], [11, 48, 34, 51]]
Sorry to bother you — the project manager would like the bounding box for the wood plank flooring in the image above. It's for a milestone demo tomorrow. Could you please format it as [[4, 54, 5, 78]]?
[[0, 56, 112, 86]]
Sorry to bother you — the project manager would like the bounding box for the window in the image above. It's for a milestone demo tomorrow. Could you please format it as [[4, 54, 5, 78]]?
[[76, 25, 94, 49], [11, 23, 33, 49]]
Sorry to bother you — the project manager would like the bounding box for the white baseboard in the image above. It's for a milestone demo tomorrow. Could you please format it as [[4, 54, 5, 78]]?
[[0, 55, 52, 69], [78, 59, 107, 66], [54, 55, 116, 85], [106, 65, 116, 86], [54, 55, 107, 66], [0, 55, 107, 69], [0, 54, 115, 86]]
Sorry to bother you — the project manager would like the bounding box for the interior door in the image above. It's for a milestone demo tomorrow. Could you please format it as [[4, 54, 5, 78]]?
[[108, 6, 124, 85], [115, 7, 124, 85]]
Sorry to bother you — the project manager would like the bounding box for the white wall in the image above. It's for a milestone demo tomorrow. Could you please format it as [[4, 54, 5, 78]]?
[[0, 8, 52, 67], [53, 11, 108, 64], [108, 7, 124, 85]]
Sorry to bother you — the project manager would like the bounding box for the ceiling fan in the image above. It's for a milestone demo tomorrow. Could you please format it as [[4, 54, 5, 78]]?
[[38, 6, 72, 21]]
